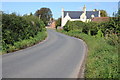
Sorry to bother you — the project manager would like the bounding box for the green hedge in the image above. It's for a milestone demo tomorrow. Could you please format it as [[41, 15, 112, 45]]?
[[63, 17, 120, 36], [2, 29, 47, 54], [59, 17, 119, 78], [58, 30, 119, 78], [2, 13, 46, 54]]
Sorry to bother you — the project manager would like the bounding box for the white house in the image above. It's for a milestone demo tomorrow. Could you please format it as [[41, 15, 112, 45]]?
[[61, 5, 101, 27]]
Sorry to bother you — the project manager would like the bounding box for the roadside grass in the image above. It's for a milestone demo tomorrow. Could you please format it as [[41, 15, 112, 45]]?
[[0, 46, 1, 55], [2, 29, 47, 54], [57, 29, 119, 78]]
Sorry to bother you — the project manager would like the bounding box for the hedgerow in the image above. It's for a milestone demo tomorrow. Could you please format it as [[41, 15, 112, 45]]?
[[63, 17, 120, 45], [59, 16, 120, 78], [2, 13, 46, 53]]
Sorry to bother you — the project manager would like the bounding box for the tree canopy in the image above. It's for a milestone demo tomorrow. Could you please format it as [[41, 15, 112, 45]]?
[[93, 9, 108, 17], [55, 17, 61, 28], [118, 9, 120, 16], [100, 10, 108, 17], [35, 8, 53, 26]]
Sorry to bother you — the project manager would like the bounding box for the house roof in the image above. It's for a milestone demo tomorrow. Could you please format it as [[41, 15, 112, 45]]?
[[92, 17, 110, 22], [86, 11, 99, 19], [64, 11, 99, 19], [64, 11, 83, 19]]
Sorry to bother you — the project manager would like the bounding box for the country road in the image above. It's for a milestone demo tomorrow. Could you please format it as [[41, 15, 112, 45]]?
[[2, 29, 86, 78]]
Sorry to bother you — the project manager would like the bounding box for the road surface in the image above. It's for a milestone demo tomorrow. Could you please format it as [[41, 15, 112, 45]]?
[[2, 29, 86, 78]]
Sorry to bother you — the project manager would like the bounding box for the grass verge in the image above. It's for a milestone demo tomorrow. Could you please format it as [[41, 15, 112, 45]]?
[[57, 29, 119, 78], [2, 29, 47, 55]]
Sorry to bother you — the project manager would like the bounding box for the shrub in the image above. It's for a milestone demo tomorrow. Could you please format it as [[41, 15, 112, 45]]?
[[63, 21, 85, 32], [96, 29, 104, 38], [2, 12, 46, 53], [59, 17, 119, 78], [2, 30, 47, 54], [58, 30, 119, 78], [55, 17, 61, 29]]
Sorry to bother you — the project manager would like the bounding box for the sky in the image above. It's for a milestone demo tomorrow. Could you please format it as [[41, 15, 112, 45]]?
[[2, 2, 118, 19]]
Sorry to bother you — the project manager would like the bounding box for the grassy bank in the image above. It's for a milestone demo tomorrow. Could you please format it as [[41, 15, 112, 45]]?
[[2, 29, 47, 54], [57, 29, 119, 78]]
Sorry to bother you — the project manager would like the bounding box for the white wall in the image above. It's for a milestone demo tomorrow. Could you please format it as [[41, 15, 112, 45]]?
[[61, 7, 100, 27]]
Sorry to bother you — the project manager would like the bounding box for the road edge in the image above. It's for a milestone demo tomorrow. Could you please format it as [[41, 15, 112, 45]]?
[[56, 30, 88, 78], [70, 36, 88, 78], [77, 38, 88, 78], [2, 31, 48, 56]]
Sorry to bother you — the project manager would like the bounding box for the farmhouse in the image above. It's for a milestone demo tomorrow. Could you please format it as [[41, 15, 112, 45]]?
[[61, 5, 101, 27]]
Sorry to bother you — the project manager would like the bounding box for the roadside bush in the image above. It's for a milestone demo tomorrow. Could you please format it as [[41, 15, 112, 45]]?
[[106, 33, 119, 46], [2, 29, 47, 54], [63, 17, 120, 36], [2, 13, 46, 53], [63, 18, 120, 47], [58, 30, 119, 78], [60, 16, 119, 78], [96, 29, 104, 38], [55, 17, 61, 29], [63, 21, 98, 35], [99, 17, 120, 36], [63, 21, 85, 32]]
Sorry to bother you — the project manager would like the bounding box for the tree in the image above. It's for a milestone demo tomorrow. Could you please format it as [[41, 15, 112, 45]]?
[[30, 12, 33, 16], [35, 8, 53, 26], [93, 9, 98, 11], [100, 10, 108, 17], [112, 10, 120, 17], [118, 9, 120, 16], [55, 17, 61, 29]]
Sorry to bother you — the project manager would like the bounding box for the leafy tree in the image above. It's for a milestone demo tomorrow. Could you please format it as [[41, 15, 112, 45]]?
[[35, 7, 53, 26], [55, 17, 61, 29], [118, 9, 120, 16], [93, 9, 98, 11], [30, 12, 33, 16], [100, 10, 108, 17]]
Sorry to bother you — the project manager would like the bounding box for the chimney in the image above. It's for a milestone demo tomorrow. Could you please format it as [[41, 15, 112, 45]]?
[[61, 8, 64, 27], [61, 8, 64, 19], [83, 5, 86, 14]]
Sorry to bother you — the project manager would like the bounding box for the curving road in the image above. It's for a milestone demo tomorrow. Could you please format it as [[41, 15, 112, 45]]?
[[2, 29, 86, 78]]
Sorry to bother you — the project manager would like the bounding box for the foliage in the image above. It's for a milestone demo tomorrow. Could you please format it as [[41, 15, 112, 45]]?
[[63, 21, 98, 35], [30, 12, 33, 16], [115, 8, 120, 17], [2, 13, 46, 53], [35, 7, 53, 26], [58, 29, 119, 78], [60, 15, 119, 78], [63, 17, 120, 37], [2, 29, 47, 54], [93, 9, 98, 11], [83, 22, 98, 35], [55, 17, 61, 29], [96, 29, 103, 38], [99, 17, 120, 35], [100, 10, 108, 17], [63, 21, 85, 32], [0, 12, 1, 55], [118, 9, 120, 16]]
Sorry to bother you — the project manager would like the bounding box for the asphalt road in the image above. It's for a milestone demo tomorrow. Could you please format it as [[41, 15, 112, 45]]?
[[2, 29, 86, 78]]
